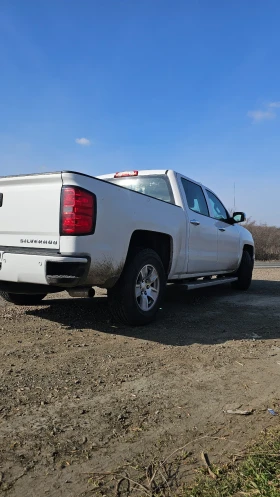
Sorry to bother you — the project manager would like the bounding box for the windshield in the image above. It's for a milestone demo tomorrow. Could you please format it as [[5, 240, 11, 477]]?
[[107, 175, 174, 204]]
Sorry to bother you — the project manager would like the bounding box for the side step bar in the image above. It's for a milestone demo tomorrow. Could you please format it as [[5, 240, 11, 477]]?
[[183, 277, 238, 290]]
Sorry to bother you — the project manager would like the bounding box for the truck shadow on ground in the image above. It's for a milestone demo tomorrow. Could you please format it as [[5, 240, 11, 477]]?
[[26, 279, 280, 346]]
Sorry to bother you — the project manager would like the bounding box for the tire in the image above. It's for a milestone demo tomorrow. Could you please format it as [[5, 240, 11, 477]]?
[[0, 292, 47, 305], [231, 251, 253, 291], [107, 248, 166, 326]]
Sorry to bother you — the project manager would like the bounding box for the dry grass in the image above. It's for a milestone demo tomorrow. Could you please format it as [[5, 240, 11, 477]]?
[[183, 428, 280, 497], [83, 431, 280, 496], [244, 221, 280, 261]]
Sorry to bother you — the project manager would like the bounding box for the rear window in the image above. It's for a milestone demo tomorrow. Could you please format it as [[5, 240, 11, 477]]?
[[106, 175, 174, 204]]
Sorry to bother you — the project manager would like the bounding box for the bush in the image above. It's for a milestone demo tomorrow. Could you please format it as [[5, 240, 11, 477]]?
[[244, 220, 280, 261]]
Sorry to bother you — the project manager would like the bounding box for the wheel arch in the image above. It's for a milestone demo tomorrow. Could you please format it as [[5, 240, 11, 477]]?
[[243, 243, 254, 261], [125, 230, 173, 275]]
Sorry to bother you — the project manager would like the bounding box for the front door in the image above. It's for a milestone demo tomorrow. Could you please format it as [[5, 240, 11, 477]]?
[[205, 189, 240, 271], [180, 178, 218, 273]]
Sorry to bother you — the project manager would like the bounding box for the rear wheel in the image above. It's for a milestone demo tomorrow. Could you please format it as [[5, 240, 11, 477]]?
[[0, 292, 47, 305], [231, 250, 253, 291], [108, 248, 166, 326]]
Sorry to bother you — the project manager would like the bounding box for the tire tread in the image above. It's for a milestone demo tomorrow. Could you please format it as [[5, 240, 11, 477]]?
[[231, 250, 253, 291]]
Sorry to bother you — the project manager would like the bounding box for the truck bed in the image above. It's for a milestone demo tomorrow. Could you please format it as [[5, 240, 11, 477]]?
[[0, 170, 186, 289]]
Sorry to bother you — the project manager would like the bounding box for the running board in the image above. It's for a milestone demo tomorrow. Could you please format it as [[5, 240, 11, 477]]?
[[183, 277, 238, 290]]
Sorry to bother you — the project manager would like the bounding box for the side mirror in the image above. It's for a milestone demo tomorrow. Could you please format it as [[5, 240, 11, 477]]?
[[232, 212, 246, 223]]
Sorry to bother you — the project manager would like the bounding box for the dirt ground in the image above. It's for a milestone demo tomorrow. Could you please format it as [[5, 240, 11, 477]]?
[[1, 268, 280, 497]]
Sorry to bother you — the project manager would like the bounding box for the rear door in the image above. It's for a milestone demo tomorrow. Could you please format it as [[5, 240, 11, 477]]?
[[205, 189, 240, 270], [180, 178, 219, 273], [0, 173, 62, 251]]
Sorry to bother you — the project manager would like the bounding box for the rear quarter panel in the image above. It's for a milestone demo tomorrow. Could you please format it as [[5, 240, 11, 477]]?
[[60, 172, 186, 287]]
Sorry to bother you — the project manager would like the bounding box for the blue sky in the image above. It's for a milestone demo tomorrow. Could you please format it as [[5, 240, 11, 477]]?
[[1, 0, 280, 225]]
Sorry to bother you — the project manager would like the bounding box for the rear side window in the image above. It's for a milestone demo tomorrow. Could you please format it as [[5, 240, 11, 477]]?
[[206, 190, 228, 221], [181, 178, 209, 216], [107, 175, 174, 203]]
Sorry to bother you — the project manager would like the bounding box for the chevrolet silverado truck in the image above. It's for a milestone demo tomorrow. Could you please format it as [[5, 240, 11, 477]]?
[[0, 169, 254, 325]]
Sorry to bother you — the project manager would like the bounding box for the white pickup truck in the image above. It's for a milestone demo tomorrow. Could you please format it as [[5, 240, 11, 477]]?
[[0, 169, 254, 325]]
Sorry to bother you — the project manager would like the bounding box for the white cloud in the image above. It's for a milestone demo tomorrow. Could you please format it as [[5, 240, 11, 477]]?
[[247, 110, 276, 123], [269, 101, 280, 108], [75, 137, 91, 146]]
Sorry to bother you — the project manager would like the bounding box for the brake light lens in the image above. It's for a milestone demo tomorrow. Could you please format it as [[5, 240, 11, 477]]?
[[61, 187, 96, 235], [114, 170, 138, 178]]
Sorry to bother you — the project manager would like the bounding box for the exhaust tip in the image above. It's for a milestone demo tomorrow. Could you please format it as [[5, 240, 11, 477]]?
[[68, 287, 95, 299], [88, 287, 95, 299]]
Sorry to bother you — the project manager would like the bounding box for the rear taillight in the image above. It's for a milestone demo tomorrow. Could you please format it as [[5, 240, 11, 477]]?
[[61, 186, 96, 235]]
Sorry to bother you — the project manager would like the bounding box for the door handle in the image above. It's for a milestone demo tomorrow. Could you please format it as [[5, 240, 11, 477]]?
[[190, 219, 200, 226], [219, 228, 226, 232]]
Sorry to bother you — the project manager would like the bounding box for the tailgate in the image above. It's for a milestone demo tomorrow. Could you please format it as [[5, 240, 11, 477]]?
[[0, 173, 62, 250]]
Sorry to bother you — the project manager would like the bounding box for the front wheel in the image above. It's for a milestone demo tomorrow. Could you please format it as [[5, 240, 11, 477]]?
[[0, 292, 47, 305], [107, 248, 166, 326], [231, 250, 253, 291]]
